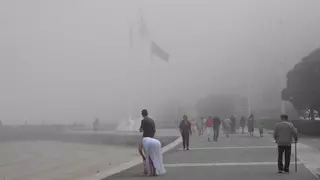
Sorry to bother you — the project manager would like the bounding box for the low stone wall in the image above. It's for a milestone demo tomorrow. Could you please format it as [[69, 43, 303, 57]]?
[[291, 120, 320, 136], [257, 119, 320, 136], [157, 120, 179, 129], [256, 119, 280, 130], [0, 126, 178, 147]]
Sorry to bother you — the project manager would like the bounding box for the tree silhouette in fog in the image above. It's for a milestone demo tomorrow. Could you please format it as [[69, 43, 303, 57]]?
[[282, 48, 320, 120]]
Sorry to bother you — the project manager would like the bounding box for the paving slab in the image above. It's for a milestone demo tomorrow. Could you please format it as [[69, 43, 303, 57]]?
[[105, 132, 318, 180]]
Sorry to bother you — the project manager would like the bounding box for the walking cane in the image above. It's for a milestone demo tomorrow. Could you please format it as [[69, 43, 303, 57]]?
[[295, 141, 297, 172]]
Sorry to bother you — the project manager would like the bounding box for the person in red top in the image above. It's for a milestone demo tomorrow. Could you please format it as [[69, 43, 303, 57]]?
[[206, 116, 213, 142]]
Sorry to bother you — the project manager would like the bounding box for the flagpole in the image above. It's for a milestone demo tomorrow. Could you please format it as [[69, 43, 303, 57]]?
[[247, 80, 252, 116], [140, 9, 154, 114], [150, 43, 154, 114], [148, 19, 154, 115], [127, 20, 134, 123], [280, 59, 286, 114], [138, 9, 169, 116]]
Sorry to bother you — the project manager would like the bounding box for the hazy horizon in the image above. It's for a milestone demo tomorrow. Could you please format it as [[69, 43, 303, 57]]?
[[1, 0, 320, 124]]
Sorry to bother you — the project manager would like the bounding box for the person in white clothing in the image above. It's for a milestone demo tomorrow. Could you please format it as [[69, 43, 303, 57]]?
[[141, 137, 166, 176], [191, 119, 198, 136], [223, 117, 231, 138], [206, 116, 213, 141]]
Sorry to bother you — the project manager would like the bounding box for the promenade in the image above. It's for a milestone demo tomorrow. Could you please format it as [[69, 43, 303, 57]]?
[[105, 130, 319, 180]]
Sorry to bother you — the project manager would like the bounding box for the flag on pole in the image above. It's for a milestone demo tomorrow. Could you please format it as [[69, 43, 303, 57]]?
[[129, 10, 170, 62], [151, 41, 170, 62]]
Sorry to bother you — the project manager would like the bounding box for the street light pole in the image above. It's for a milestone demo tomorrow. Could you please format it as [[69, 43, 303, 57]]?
[[280, 60, 286, 114], [247, 81, 252, 116]]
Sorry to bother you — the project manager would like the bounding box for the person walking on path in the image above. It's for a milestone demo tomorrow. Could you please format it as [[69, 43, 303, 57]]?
[[258, 121, 264, 138], [248, 114, 255, 136], [179, 115, 192, 150], [196, 118, 202, 136], [240, 116, 246, 134], [201, 117, 206, 135], [213, 116, 221, 141], [230, 115, 236, 134], [274, 114, 298, 174], [93, 118, 100, 131], [139, 109, 156, 174], [198, 118, 205, 136], [141, 137, 166, 176], [206, 116, 214, 142], [191, 119, 197, 136], [222, 116, 231, 138]]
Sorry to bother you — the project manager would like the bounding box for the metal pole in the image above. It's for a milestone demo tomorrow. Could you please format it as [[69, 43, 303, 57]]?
[[247, 81, 252, 116], [280, 60, 286, 114], [127, 21, 135, 122], [295, 141, 297, 172], [140, 9, 154, 115], [150, 40, 154, 115], [281, 101, 285, 114]]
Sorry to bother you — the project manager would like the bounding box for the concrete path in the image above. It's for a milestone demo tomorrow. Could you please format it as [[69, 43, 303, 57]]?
[[105, 131, 319, 180], [0, 141, 138, 180], [0, 129, 180, 180]]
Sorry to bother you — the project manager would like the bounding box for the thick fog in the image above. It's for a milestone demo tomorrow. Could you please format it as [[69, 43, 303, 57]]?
[[1, 0, 320, 124]]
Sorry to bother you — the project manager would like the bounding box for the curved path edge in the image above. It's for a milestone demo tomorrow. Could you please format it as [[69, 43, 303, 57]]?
[[78, 136, 182, 180], [264, 129, 320, 179]]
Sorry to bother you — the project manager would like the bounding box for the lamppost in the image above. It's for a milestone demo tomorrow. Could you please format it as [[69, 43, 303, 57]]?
[[280, 59, 286, 114], [247, 81, 252, 116]]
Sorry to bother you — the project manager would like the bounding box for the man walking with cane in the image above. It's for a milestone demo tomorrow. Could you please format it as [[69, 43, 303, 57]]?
[[274, 114, 298, 174]]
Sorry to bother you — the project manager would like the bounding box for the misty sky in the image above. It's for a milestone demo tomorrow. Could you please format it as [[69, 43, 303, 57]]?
[[1, 0, 320, 124]]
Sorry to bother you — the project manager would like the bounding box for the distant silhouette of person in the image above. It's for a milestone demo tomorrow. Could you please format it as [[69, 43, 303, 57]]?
[[179, 115, 192, 150], [230, 115, 236, 134], [258, 121, 264, 137], [93, 118, 100, 131], [223, 116, 231, 138], [198, 117, 205, 136], [213, 116, 221, 141], [191, 119, 197, 136], [248, 114, 255, 136], [240, 116, 246, 134], [196, 118, 202, 136], [274, 114, 298, 174], [206, 116, 213, 141]]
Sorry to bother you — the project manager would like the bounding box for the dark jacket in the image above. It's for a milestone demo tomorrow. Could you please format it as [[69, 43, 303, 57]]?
[[179, 120, 191, 134], [240, 117, 246, 126], [274, 121, 298, 146], [213, 117, 221, 128]]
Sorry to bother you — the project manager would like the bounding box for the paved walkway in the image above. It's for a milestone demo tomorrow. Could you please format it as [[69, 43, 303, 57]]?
[[0, 141, 137, 180], [298, 135, 320, 150], [105, 131, 319, 180]]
